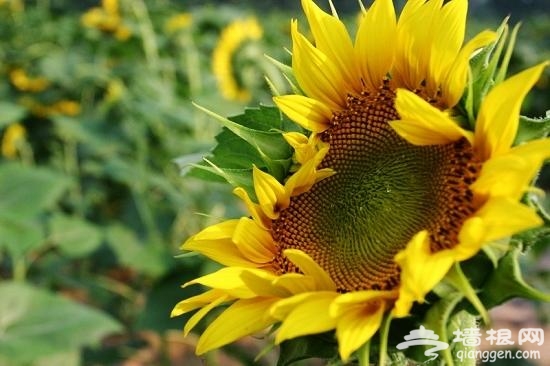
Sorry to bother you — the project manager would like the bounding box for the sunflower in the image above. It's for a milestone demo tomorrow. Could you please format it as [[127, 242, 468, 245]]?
[[212, 18, 263, 102], [173, 0, 549, 362]]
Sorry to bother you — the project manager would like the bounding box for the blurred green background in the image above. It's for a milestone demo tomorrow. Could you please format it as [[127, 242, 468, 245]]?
[[0, 0, 548, 365]]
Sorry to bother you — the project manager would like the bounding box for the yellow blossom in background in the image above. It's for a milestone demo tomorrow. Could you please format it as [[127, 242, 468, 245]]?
[[9, 68, 50, 93], [1, 123, 26, 159], [114, 25, 132, 41], [103, 0, 118, 15], [81, 0, 131, 40], [18, 97, 81, 118], [212, 18, 263, 102], [0, 0, 24, 12], [105, 79, 126, 103], [50, 100, 81, 116], [165, 13, 193, 34]]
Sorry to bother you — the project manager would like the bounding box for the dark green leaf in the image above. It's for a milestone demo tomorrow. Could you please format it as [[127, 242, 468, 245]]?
[[0, 281, 122, 365], [478, 247, 550, 309], [514, 113, 550, 144], [49, 214, 103, 258], [0, 213, 44, 258], [105, 224, 171, 278], [185, 105, 295, 194], [0, 163, 70, 218], [277, 334, 337, 366]]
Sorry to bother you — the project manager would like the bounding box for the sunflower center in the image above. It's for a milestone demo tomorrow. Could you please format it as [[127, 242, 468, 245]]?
[[272, 84, 481, 292]]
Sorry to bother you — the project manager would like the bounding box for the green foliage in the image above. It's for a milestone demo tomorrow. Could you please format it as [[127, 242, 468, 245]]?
[[182, 105, 296, 197], [0, 0, 291, 364], [0, 281, 121, 365]]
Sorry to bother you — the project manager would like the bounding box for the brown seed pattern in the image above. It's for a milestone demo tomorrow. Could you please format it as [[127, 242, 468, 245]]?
[[272, 85, 480, 293]]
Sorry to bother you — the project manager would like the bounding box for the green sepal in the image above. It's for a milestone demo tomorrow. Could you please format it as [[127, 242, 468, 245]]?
[[445, 264, 489, 325], [422, 293, 463, 366], [478, 246, 550, 309], [264, 54, 301, 96], [514, 112, 550, 144], [461, 19, 518, 127], [181, 104, 297, 197], [448, 311, 479, 366], [276, 333, 338, 366]]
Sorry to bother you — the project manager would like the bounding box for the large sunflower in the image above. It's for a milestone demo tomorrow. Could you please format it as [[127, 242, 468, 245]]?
[[173, 0, 549, 362]]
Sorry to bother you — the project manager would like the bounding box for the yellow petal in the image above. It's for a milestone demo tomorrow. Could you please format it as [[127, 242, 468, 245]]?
[[232, 217, 275, 264], [283, 131, 309, 148], [184, 267, 259, 299], [270, 291, 330, 320], [183, 237, 257, 268], [472, 138, 550, 200], [183, 295, 229, 336], [475, 62, 549, 160], [233, 187, 270, 229], [183, 220, 257, 267], [291, 20, 346, 110], [394, 0, 443, 91], [274, 95, 332, 132], [394, 230, 455, 317], [283, 132, 319, 164], [427, 0, 467, 95], [284, 249, 337, 291], [253, 165, 290, 219], [301, 0, 360, 93], [196, 297, 278, 354], [443, 30, 496, 107], [184, 219, 237, 242], [471, 154, 535, 201], [391, 88, 473, 145], [274, 292, 338, 344], [240, 269, 291, 298], [336, 304, 385, 361], [508, 137, 550, 158], [330, 290, 397, 317], [479, 198, 543, 242], [355, 0, 396, 90], [451, 216, 486, 261], [272, 273, 317, 294], [285, 154, 321, 196], [453, 198, 543, 262], [171, 289, 227, 317]]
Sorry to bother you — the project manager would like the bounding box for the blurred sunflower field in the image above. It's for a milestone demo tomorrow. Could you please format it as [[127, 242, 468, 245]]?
[[0, 0, 549, 365]]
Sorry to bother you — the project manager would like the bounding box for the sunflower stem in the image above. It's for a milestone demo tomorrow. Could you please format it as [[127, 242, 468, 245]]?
[[378, 313, 393, 366], [357, 340, 370, 366], [446, 263, 490, 325]]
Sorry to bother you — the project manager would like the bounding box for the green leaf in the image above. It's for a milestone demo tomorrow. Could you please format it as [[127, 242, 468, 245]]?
[[105, 224, 171, 278], [514, 113, 550, 145], [0, 163, 70, 218], [0, 213, 44, 258], [277, 333, 337, 366], [33, 350, 80, 366], [0, 102, 27, 128], [478, 246, 550, 309], [0, 281, 122, 365], [49, 214, 103, 258], [185, 105, 295, 194]]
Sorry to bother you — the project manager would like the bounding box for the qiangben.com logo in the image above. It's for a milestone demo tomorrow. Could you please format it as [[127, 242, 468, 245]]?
[[396, 325, 543, 363]]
